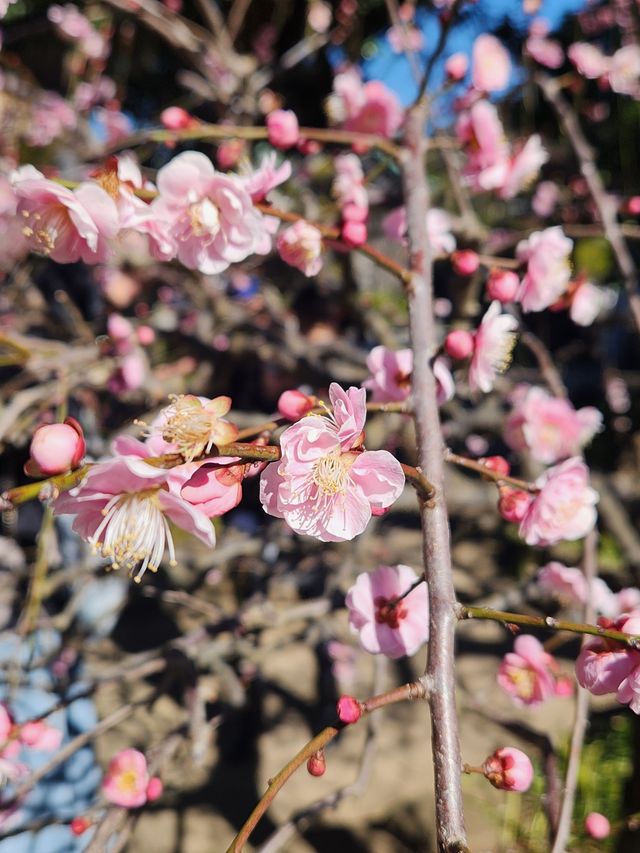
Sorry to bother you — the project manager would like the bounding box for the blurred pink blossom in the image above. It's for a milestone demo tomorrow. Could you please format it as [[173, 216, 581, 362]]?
[[468, 301, 518, 393], [382, 206, 456, 256], [328, 67, 403, 139], [102, 749, 151, 808], [363, 346, 412, 403], [260, 383, 405, 541], [516, 227, 573, 312], [472, 34, 511, 92], [519, 457, 599, 547], [277, 220, 324, 276], [526, 36, 564, 69], [568, 42, 610, 79], [497, 634, 566, 706], [504, 385, 602, 464], [608, 44, 640, 97], [240, 152, 292, 201], [569, 280, 616, 326], [585, 812, 611, 840], [266, 109, 300, 149], [26, 92, 77, 147], [532, 180, 559, 217], [346, 564, 429, 658], [48, 4, 109, 60]]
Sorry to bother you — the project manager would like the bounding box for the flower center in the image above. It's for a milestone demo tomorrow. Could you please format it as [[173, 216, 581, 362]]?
[[21, 205, 70, 254], [161, 395, 215, 462], [506, 666, 535, 700], [188, 198, 220, 238], [374, 596, 407, 629], [118, 769, 142, 793], [89, 488, 175, 582], [311, 451, 353, 495]]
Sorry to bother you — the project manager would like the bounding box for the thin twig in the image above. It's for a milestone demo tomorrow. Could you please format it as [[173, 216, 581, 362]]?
[[537, 72, 640, 333], [550, 528, 598, 853]]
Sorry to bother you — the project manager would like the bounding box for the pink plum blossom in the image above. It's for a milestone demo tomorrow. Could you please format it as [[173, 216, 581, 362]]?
[[569, 280, 616, 326], [518, 457, 599, 547], [532, 180, 559, 217], [328, 67, 403, 139], [240, 152, 292, 201], [14, 169, 119, 264], [18, 720, 62, 751], [526, 36, 564, 69], [497, 634, 566, 706], [53, 454, 215, 581], [575, 614, 640, 711], [102, 749, 153, 808], [346, 564, 429, 659], [266, 109, 300, 149], [568, 42, 610, 79], [500, 135, 548, 199], [482, 747, 533, 792], [260, 383, 405, 541], [48, 4, 108, 60], [25, 92, 77, 148], [387, 23, 423, 54], [456, 101, 510, 193], [276, 220, 324, 277], [498, 487, 533, 523], [178, 460, 244, 517], [472, 34, 511, 92], [608, 44, 640, 97], [382, 206, 456, 256], [26, 418, 85, 477], [363, 346, 412, 403], [537, 561, 620, 618], [516, 227, 573, 312], [585, 813, 611, 840], [151, 151, 268, 274], [468, 301, 518, 393], [504, 385, 602, 464]]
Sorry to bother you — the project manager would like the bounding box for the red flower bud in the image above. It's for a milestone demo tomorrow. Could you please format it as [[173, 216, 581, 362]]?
[[452, 249, 480, 276], [486, 269, 519, 303], [70, 817, 91, 836], [444, 330, 474, 360], [341, 221, 367, 247], [479, 455, 510, 478], [337, 695, 362, 724], [498, 486, 532, 523], [307, 750, 326, 777], [277, 389, 315, 421]]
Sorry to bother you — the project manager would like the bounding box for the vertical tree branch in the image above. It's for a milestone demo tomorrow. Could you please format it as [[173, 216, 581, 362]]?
[[550, 528, 598, 853], [400, 102, 469, 852], [537, 73, 640, 334]]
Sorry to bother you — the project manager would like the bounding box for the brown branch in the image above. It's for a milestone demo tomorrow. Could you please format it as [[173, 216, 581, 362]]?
[[519, 330, 567, 399], [444, 450, 538, 493], [224, 679, 428, 852], [400, 101, 469, 852], [459, 601, 640, 648], [550, 528, 598, 853], [537, 72, 640, 333]]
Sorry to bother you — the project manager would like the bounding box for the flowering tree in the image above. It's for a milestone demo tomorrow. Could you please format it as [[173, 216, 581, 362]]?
[[2, 0, 640, 850]]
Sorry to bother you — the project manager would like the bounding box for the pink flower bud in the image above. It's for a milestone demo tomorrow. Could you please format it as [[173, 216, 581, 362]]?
[[482, 747, 533, 792], [445, 52, 469, 81], [266, 109, 300, 149], [216, 138, 245, 170], [627, 196, 640, 215], [307, 750, 326, 776], [585, 812, 610, 839], [444, 330, 474, 360], [341, 220, 367, 246], [486, 269, 520, 303], [145, 777, 163, 802], [27, 419, 86, 477], [452, 249, 480, 276], [160, 106, 197, 130], [278, 389, 315, 421], [498, 486, 532, 523], [479, 456, 510, 478], [337, 695, 362, 724], [136, 325, 156, 346], [70, 817, 91, 836], [298, 138, 321, 155], [341, 201, 368, 223], [107, 313, 133, 341]]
